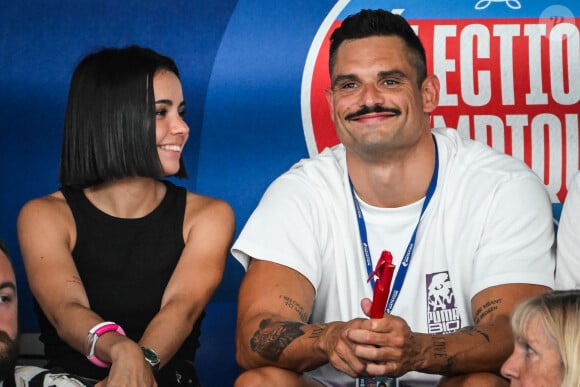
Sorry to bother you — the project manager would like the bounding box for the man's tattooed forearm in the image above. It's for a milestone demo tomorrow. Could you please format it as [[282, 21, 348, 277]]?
[[459, 326, 491, 342], [280, 295, 309, 322], [432, 336, 454, 373], [474, 298, 502, 324], [309, 325, 326, 339], [250, 319, 305, 362], [433, 336, 447, 359]]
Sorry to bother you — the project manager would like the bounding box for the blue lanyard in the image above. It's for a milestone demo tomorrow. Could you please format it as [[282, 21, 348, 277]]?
[[349, 138, 439, 313]]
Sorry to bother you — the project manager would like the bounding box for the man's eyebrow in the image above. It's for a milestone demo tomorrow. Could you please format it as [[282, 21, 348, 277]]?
[[331, 70, 409, 87], [331, 74, 358, 87], [377, 69, 408, 79], [0, 282, 16, 291]]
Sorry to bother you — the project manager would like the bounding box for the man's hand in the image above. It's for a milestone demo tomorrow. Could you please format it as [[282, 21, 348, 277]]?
[[315, 319, 370, 377], [342, 298, 426, 377]]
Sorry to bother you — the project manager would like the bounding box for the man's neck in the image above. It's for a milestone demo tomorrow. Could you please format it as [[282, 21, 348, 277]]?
[[347, 133, 436, 208]]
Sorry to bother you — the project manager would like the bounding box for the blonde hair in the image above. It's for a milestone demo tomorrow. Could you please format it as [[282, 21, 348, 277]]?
[[511, 290, 580, 387]]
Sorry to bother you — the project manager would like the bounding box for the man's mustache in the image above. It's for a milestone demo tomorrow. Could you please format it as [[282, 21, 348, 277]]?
[[345, 105, 401, 121]]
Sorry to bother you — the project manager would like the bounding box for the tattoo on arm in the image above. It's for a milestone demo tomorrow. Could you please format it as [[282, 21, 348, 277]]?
[[431, 298, 501, 375], [250, 319, 305, 362], [432, 336, 447, 359], [459, 326, 491, 342], [474, 298, 502, 324], [432, 336, 454, 373], [309, 325, 325, 339], [65, 275, 83, 286], [280, 295, 309, 322]]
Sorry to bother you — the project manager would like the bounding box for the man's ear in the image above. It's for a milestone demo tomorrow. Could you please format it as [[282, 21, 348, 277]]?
[[422, 74, 440, 113]]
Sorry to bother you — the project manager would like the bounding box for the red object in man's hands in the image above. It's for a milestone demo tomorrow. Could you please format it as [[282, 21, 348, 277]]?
[[367, 250, 396, 319]]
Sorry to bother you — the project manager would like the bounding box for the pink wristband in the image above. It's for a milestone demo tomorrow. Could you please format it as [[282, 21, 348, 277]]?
[[86, 321, 126, 368]]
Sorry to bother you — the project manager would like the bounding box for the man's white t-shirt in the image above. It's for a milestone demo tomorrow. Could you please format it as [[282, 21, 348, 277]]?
[[556, 170, 580, 289], [232, 128, 555, 386]]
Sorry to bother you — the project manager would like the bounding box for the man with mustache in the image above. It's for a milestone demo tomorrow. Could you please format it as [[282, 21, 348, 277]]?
[[0, 241, 91, 386], [232, 9, 555, 387]]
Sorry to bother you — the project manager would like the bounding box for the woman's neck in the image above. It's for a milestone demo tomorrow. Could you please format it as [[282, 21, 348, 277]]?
[[83, 177, 166, 218]]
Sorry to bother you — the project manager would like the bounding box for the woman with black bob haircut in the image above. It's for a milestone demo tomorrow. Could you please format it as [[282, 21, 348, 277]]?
[[60, 45, 187, 187], [18, 45, 235, 387]]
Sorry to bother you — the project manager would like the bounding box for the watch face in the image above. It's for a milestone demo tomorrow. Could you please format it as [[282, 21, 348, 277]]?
[[141, 347, 160, 367]]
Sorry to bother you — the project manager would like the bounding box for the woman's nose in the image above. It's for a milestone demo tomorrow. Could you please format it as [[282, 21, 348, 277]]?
[[500, 351, 519, 381], [172, 116, 189, 135]]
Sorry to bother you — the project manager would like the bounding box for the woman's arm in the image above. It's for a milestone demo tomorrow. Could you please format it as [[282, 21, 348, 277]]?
[[138, 194, 235, 367], [18, 193, 154, 386], [18, 193, 105, 353]]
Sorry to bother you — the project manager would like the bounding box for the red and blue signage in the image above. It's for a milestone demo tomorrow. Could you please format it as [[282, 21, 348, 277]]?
[[301, 0, 579, 204]]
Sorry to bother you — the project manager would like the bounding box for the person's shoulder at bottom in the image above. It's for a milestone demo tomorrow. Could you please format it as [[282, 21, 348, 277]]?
[[6, 365, 97, 387]]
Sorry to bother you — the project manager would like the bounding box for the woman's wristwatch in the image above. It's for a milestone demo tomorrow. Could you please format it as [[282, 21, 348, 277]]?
[[141, 346, 160, 374]]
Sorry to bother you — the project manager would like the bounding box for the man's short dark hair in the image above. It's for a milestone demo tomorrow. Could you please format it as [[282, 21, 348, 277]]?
[[329, 9, 427, 86], [59, 45, 188, 189]]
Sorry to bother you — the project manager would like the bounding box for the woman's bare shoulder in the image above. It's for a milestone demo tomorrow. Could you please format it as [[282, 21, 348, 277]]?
[[17, 190, 77, 260], [183, 191, 235, 232], [18, 190, 73, 229], [20, 190, 67, 214], [185, 191, 233, 215]]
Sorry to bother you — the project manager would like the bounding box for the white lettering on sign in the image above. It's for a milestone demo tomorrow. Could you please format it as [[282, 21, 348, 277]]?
[[431, 22, 580, 108], [423, 20, 580, 202]]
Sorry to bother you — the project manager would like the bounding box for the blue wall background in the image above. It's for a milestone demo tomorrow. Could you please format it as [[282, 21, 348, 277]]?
[[1, 1, 577, 385], [1, 0, 241, 327], [0, 1, 335, 384]]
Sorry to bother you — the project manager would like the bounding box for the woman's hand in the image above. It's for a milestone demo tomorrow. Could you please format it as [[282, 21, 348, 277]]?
[[96, 340, 157, 387]]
